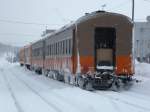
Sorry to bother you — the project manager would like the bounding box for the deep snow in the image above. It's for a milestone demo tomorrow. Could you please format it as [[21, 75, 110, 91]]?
[[0, 56, 150, 112]]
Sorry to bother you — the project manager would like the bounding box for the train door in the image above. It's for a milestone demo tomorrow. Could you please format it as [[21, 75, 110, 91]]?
[[94, 27, 116, 71]]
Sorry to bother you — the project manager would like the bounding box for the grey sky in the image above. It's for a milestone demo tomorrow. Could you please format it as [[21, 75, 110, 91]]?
[[0, 0, 150, 46]]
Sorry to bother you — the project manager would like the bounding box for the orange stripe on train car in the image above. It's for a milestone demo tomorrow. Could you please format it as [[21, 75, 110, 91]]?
[[115, 55, 134, 75], [72, 56, 95, 74]]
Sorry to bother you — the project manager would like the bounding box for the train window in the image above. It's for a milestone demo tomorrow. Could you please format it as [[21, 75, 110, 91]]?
[[69, 39, 71, 55], [60, 41, 62, 55], [63, 40, 65, 55], [39, 48, 41, 57], [49, 45, 50, 56], [58, 42, 60, 56], [40, 48, 41, 57], [55, 43, 57, 55], [48, 45, 49, 56], [61, 41, 63, 55], [55, 43, 57, 56], [67, 39, 69, 55], [53, 43, 55, 56], [59, 42, 61, 56], [66, 40, 68, 55], [47, 45, 49, 56], [59, 42, 61, 55], [53, 44, 54, 56], [56, 43, 57, 55], [52, 44, 53, 56], [56, 43, 58, 56], [51, 44, 52, 56], [50, 45, 51, 56], [57, 42, 59, 56], [65, 40, 67, 55], [64, 40, 66, 55], [46, 46, 47, 56], [45, 46, 47, 56], [57, 42, 59, 55], [95, 28, 115, 49]]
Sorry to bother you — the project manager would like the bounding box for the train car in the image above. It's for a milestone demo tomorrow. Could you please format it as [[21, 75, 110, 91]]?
[[31, 39, 45, 74], [19, 11, 134, 90], [24, 44, 32, 69], [19, 47, 25, 66], [44, 27, 73, 81], [43, 11, 134, 89]]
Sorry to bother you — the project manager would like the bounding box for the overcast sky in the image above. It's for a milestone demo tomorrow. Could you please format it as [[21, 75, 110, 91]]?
[[0, 0, 150, 46]]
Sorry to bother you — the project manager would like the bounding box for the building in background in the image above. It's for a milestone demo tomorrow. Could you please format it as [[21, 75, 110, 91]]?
[[134, 16, 150, 63]]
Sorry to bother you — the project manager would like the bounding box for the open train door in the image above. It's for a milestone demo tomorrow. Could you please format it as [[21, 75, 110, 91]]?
[[94, 27, 116, 71]]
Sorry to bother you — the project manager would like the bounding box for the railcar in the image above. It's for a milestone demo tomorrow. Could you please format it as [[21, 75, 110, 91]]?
[[24, 44, 32, 69], [19, 47, 25, 66], [20, 11, 134, 90], [31, 39, 45, 74], [43, 11, 134, 89]]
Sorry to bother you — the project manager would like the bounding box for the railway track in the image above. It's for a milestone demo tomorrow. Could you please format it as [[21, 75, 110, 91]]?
[[12, 68, 96, 112], [10, 71, 63, 112], [95, 91, 150, 112], [14, 66, 150, 112], [2, 72, 24, 112]]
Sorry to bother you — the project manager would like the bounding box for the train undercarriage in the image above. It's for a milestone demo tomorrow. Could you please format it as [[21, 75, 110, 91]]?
[[20, 63, 133, 91], [40, 68, 133, 91], [76, 72, 133, 91]]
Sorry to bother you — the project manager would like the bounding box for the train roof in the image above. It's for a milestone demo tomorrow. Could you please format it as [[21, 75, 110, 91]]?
[[44, 11, 132, 39], [31, 11, 133, 45], [76, 10, 132, 24]]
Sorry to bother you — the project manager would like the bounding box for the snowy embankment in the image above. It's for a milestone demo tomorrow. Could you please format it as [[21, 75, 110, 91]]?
[[0, 56, 150, 112]]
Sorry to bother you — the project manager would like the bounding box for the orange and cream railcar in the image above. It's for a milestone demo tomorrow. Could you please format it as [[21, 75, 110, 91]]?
[[20, 11, 134, 90], [19, 47, 25, 66], [24, 44, 32, 69], [31, 39, 45, 74], [43, 11, 134, 89]]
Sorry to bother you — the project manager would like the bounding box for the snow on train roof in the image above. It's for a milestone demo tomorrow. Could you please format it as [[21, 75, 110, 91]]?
[[76, 10, 132, 24], [44, 11, 132, 38], [32, 11, 133, 44], [43, 21, 75, 39]]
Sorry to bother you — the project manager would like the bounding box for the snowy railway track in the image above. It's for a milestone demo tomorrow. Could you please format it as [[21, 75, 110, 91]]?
[[11, 72, 63, 112], [95, 91, 150, 112], [2, 73, 24, 112], [13, 66, 150, 112], [11, 69, 95, 112]]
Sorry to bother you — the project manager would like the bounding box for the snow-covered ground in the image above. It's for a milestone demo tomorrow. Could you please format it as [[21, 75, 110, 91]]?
[[0, 56, 150, 112]]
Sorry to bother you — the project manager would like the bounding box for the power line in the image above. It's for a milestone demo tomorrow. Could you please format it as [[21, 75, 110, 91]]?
[[0, 18, 64, 26], [0, 33, 39, 37]]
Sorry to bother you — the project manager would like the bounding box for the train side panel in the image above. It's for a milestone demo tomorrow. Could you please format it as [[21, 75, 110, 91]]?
[[44, 28, 73, 74], [19, 48, 25, 66], [24, 44, 32, 69], [31, 40, 44, 73]]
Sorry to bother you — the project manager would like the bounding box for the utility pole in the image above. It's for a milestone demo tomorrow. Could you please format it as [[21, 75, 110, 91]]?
[[132, 0, 134, 22]]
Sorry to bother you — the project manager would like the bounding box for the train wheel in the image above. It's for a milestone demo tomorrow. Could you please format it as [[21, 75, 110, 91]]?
[[85, 81, 94, 91], [78, 77, 86, 89]]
